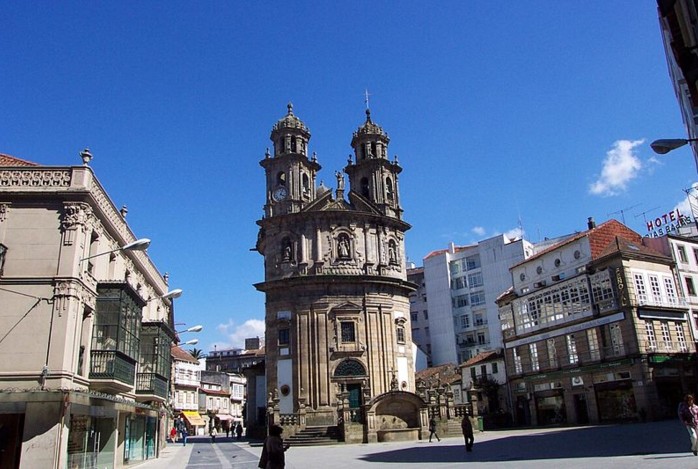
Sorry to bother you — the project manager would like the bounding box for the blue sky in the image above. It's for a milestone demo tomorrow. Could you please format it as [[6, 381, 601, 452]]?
[[2, 2, 696, 352]]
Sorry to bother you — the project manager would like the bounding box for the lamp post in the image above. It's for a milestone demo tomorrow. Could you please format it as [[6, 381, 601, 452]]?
[[650, 138, 698, 155]]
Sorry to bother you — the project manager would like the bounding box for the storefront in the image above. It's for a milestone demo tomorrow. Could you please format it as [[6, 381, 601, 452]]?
[[181, 410, 206, 435], [594, 380, 636, 422], [534, 389, 566, 425]]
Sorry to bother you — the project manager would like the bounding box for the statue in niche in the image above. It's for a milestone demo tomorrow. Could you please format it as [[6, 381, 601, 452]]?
[[388, 241, 397, 265], [281, 238, 293, 262], [338, 234, 350, 259]]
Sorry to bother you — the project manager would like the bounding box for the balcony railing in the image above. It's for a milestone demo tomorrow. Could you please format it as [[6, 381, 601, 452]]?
[[645, 340, 692, 354], [136, 372, 168, 399], [90, 350, 136, 384], [90, 350, 136, 385], [636, 294, 688, 309]]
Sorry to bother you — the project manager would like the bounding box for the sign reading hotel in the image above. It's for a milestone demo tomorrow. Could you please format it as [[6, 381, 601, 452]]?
[[645, 208, 693, 237]]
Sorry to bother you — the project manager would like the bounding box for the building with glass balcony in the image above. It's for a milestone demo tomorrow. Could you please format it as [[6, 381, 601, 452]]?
[[498, 218, 697, 426], [421, 234, 537, 366], [0, 153, 177, 468]]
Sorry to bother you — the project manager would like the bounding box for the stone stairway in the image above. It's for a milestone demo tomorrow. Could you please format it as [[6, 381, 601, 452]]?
[[286, 426, 342, 446]]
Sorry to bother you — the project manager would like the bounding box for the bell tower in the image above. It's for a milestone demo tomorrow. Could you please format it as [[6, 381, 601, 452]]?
[[260, 103, 321, 217], [345, 109, 403, 219]]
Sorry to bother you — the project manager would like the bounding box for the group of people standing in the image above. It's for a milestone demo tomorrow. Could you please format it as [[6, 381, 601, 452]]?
[[169, 418, 245, 446]]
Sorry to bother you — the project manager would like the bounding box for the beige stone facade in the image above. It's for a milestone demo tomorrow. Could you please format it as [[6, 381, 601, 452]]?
[[0, 154, 176, 468], [255, 106, 418, 436]]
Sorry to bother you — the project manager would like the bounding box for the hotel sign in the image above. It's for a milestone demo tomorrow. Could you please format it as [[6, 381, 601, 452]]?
[[645, 209, 693, 237]]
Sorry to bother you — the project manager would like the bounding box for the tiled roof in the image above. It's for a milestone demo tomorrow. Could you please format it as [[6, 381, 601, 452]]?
[[415, 363, 461, 385], [511, 219, 641, 268], [461, 350, 501, 368], [0, 153, 39, 166], [171, 346, 200, 364], [597, 235, 671, 263]]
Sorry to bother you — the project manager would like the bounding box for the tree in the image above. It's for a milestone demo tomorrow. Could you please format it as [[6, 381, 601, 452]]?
[[189, 348, 203, 360]]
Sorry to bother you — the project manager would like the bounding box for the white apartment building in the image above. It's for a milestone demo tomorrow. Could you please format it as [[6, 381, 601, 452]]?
[[422, 234, 536, 365], [171, 346, 205, 434]]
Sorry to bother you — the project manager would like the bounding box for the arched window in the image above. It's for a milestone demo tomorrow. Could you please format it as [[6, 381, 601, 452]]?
[[360, 177, 369, 198], [386, 177, 394, 201], [302, 173, 310, 194], [277, 172, 286, 186], [291, 136, 297, 153], [334, 359, 367, 377], [278, 138, 285, 155]]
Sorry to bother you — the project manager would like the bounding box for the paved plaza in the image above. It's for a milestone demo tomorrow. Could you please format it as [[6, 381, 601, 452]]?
[[135, 419, 698, 468]]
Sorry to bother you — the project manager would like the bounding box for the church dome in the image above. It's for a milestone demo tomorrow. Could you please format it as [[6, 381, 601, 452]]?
[[271, 103, 310, 135], [353, 109, 388, 140]]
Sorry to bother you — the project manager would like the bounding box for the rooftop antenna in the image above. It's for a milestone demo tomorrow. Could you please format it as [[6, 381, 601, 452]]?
[[634, 206, 660, 225], [607, 204, 641, 225]]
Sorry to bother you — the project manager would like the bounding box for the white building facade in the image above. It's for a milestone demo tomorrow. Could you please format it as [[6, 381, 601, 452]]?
[[423, 235, 535, 365]]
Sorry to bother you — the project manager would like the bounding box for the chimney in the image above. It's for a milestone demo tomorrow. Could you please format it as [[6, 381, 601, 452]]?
[[587, 217, 596, 230]]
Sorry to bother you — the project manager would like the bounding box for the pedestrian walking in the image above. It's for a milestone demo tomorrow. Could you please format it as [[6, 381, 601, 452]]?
[[236, 422, 244, 440], [258, 424, 290, 469], [462, 413, 474, 452], [678, 393, 698, 455], [169, 426, 177, 443], [428, 416, 440, 442], [210, 426, 218, 443], [181, 426, 188, 446]]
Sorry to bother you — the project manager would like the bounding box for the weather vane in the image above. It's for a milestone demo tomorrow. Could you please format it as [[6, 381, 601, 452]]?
[[364, 89, 371, 110]]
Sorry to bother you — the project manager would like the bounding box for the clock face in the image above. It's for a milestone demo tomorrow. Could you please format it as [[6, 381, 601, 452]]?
[[273, 186, 288, 201]]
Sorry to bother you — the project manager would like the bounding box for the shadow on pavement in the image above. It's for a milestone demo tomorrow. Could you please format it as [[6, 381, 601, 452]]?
[[361, 421, 690, 464]]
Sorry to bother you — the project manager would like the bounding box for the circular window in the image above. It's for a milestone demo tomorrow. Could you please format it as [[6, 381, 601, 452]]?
[[280, 385, 290, 396], [519, 273, 526, 281], [554, 259, 561, 268], [536, 266, 543, 275], [574, 250, 581, 259]]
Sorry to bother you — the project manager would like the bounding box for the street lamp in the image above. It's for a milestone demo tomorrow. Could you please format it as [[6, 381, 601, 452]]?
[[80, 237, 151, 262], [177, 325, 203, 334], [650, 138, 698, 155], [162, 289, 183, 300], [178, 339, 199, 346]]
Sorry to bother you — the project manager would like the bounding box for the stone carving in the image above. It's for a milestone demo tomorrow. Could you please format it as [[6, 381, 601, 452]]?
[[0, 203, 9, 222], [0, 169, 71, 188]]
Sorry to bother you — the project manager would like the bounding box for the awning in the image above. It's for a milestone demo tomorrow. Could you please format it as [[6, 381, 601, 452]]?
[[182, 411, 206, 426], [216, 414, 234, 422]]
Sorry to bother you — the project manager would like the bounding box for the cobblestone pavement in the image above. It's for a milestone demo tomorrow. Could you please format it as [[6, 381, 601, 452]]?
[[134, 419, 698, 468]]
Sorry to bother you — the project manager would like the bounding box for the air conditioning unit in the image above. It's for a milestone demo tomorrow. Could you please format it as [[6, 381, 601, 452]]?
[[571, 376, 584, 386]]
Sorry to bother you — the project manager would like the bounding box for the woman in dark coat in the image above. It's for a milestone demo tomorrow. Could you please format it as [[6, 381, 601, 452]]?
[[258, 425, 290, 469], [462, 414, 474, 452]]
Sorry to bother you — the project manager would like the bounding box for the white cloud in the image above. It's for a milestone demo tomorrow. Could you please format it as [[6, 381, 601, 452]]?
[[215, 319, 265, 349], [472, 226, 486, 236], [589, 139, 644, 196]]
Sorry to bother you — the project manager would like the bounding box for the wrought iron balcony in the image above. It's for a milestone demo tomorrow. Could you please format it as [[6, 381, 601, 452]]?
[[90, 350, 136, 391], [136, 372, 169, 400]]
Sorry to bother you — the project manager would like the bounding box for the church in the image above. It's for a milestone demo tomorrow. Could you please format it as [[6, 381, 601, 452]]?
[[254, 104, 422, 442]]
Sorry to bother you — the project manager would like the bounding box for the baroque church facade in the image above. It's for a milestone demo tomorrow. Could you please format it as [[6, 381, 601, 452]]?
[[255, 104, 417, 428]]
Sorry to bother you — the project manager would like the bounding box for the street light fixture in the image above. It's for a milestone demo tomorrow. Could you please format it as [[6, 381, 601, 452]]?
[[177, 325, 203, 334], [650, 138, 698, 155], [80, 237, 151, 262], [161, 289, 183, 300], [178, 339, 199, 346]]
